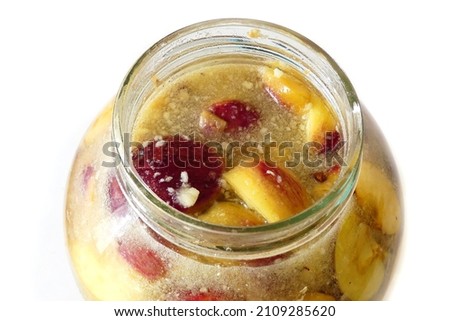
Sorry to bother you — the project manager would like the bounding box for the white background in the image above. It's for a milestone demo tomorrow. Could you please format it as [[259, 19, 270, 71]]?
[[1, 0, 449, 303]]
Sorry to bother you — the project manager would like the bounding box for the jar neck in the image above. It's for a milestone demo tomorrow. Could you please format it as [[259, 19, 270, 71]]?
[[112, 19, 363, 259]]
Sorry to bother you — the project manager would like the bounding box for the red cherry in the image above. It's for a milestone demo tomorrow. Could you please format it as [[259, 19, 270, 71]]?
[[208, 100, 260, 133], [132, 135, 224, 214], [118, 240, 166, 280]]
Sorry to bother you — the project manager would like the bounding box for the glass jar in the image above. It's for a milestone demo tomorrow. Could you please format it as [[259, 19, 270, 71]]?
[[65, 19, 402, 301]]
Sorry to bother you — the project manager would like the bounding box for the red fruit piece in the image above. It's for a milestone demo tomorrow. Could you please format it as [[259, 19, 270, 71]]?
[[118, 240, 166, 280], [81, 165, 94, 189], [108, 176, 126, 213], [320, 130, 341, 154], [179, 289, 227, 301], [312, 170, 328, 183], [208, 100, 260, 133], [132, 135, 224, 214]]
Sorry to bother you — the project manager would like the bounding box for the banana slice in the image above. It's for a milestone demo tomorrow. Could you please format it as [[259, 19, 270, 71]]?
[[355, 161, 401, 235], [335, 211, 386, 300], [70, 242, 158, 300]]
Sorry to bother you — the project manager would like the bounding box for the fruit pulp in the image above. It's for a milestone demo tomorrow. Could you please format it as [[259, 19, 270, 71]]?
[[66, 58, 402, 300]]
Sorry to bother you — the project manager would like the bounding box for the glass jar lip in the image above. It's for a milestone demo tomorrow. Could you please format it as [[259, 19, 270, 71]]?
[[113, 18, 363, 237]]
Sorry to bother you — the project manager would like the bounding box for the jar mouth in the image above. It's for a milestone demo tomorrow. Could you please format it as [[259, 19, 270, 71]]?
[[113, 18, 363, 257]]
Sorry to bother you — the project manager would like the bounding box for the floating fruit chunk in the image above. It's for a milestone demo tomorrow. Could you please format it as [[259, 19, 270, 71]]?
[[321, 130, 341, 154], [208, 100, 260, 133], [132, 135, 224, 214], [223, 161, 310, 223], [199, 110, 227, 134], [355, 162, 401, 235], [70, 242, 152, 300], [81, 165, 96, 201], [108, 176, 127, 213], [311, 165, 341, 199], [262, 66, 311, 113], [82, 165, 94, 188], [305, 95, 338, 148], [118, 240, 166, 280], [335, 211, 386, 300], [302, 292, 336, 301], [198, 202, 266, 227]]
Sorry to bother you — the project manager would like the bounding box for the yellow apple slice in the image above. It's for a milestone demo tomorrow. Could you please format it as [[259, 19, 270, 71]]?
[[262, 66, 311, 113], [223, 161, 311, 223], [305, 94, 338, 146], [198, 202, 266, 227], [199, 110, 227, 134], [355, 161, 401, 235], [70, 242, 159, 300], [335, 211, 386, 301]]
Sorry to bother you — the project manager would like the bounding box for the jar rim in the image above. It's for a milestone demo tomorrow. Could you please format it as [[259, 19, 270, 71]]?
[[112, 18, 363, 257]]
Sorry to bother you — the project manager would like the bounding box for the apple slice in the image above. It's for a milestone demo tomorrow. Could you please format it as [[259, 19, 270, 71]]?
[[262, 66, 311, 113], [70, 242, 156, 300], [335, 211, 386, 300], [223, 161, 311, 223], [305, 95, 339, 152], [132, 135, 224, 214], [198, 201, 266, 227], [208, 100, 260, 133], [117, 240, 166, 280], [199, 110, 227, 134], [355, 161, 401, 235]]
